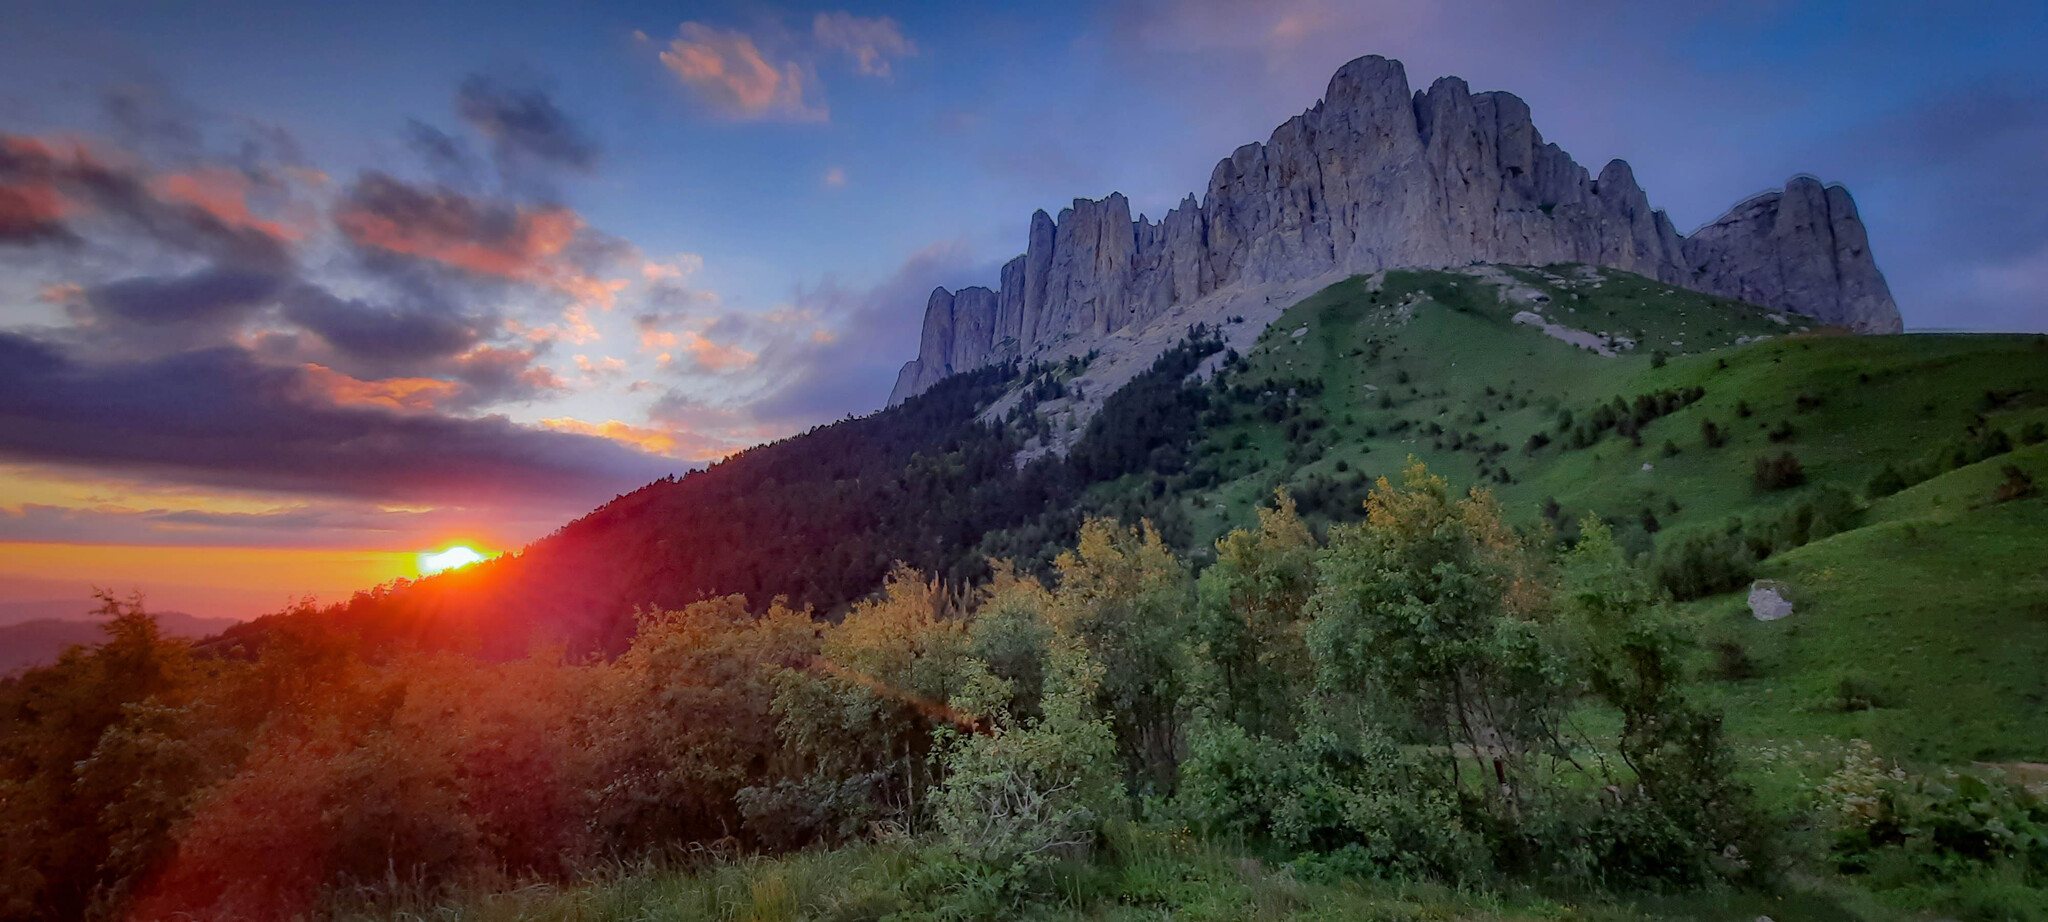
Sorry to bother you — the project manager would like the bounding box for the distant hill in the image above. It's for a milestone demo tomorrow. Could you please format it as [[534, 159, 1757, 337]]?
[[0, 607, 240, 674], [0, 598, 109, 627]]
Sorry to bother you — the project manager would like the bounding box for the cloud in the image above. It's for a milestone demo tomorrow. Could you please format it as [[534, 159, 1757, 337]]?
[[333, 172, 628, 313], [1815, 80, 2048, 330], [658, 23, 828, 122], [403, 119, 483, 190], [82, 266, 283, 329], [0, 133, 296, 269], [446, 344, 566, 405], [300, 363, 465, 413], [538, 417, 693, 458], [675, 329, 756, 372], [638, 240, 982, 439], [812, 12, 917, 78], [279, 283, 482, 364], [573, 353, 626, 381], [0, 332, 669, 507], [0, 178, 72, 242], [822, 165, 847, 188], [455, 74, 599, 172], [148, 167, 305, 241]]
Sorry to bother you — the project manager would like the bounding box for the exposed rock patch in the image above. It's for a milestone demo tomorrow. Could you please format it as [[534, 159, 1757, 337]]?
[[1749, 580, 1795, 621]]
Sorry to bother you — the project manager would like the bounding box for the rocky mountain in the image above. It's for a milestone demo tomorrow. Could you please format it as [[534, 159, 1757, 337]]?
[[889, 54, 1901, 406]]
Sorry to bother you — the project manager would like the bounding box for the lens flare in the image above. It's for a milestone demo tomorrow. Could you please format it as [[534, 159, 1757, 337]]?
[[418, 545, 487, 575]]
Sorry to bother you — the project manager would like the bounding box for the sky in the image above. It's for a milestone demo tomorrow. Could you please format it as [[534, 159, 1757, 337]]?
[[2, 0, 2044, 618]]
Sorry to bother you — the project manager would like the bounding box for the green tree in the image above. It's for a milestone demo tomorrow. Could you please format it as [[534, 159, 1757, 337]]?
[[1049, 518, 1191, 794], [1188, 490, 1319, 737], [1305, 461, 1558, 808]]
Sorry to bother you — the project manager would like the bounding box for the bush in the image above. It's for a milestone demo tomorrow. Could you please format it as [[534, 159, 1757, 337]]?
[[1654, 529, 1756, 600], [933, 639, 1123, 877], [1820, 742, 2048, 890], [1700, 419, 1728, 449], [1866, 464, 1908, 499], [1994, 465, 2039, 503], [1753, 452, 1806, 491], [1707, 641, 1756, 681], [1746, 486, 1860, 556]]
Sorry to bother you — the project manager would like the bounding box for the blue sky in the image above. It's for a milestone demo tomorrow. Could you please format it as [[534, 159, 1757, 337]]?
[[1, 0, 2044, 613]]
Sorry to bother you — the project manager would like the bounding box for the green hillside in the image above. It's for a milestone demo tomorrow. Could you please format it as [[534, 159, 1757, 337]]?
[[1164, 266, 2048, 765]]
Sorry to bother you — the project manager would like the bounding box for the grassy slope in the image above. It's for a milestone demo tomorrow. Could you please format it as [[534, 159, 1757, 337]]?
[[1185, 266, 2048, 765]]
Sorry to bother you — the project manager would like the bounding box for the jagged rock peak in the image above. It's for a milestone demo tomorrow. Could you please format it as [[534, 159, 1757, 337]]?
[[886, 54, 1901, 406]]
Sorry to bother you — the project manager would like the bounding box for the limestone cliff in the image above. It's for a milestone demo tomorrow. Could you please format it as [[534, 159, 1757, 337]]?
[[888, 54, 1901, 405]]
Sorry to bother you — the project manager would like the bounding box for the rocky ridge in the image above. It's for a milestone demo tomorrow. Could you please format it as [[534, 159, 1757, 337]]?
[[888, 54, 1901, 407]]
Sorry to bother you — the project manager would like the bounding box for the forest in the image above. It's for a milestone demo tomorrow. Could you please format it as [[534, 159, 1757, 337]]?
[[6, 461, 2040, 921], [232, 331, 1227, 660]]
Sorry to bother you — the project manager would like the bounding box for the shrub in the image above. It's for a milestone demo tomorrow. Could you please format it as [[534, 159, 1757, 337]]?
[[1767, 420, 1796, 443], [2021, 421, 2047, 446], [1831, 674, 1895, 713], [1653, 529, 1756, 600], [1866, 464, 1908, 499], [1820, 742, 2048, 893], [1700, 419, 1728, 449], [1745, 486, 1860, 556], [1994, 465, 2038, 503], [1707, 641, 1756, 681], [933, 638, 1124, 876], [1753, 452, 1806, 491]]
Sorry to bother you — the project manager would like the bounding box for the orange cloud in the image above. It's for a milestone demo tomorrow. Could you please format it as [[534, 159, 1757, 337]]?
[[659, 23, 827, 122], [150, 168, 303, 241], [574, 354, 627, 378], [0, 180, 69, 237], [678, 330, 756, 372], [338, 200, 575, 278], [538, 418, 680, 456], [300, 364, 464, 412], [540, 417, 750, 462], [335, 192, 626, 315]]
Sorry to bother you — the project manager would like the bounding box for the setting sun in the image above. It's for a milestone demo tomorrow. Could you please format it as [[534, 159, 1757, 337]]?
[[417, 545, 488, 575]]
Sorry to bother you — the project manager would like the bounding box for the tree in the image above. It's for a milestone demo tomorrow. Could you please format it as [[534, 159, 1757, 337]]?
[[1305, 461, 1555, 807], [1188, 491, 1319, 737], [1049, 519, 1191, 794], [0, 594, 210, 922]]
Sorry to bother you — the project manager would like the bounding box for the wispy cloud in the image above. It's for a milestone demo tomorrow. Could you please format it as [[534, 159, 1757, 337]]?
[[652, 12, 919, 123], [657, 23, 828, 123], [812, 12, 917, 78]]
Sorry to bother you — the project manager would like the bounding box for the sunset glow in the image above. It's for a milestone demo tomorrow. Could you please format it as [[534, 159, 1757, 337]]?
[[418, 545, 489, 575]]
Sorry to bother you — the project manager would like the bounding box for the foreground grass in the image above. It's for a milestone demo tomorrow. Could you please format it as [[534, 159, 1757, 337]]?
[[330, 831, 1883, 922]]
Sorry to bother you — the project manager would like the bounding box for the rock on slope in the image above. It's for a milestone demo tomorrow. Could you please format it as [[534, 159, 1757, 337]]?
[[889, 54, 1901, 406]]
